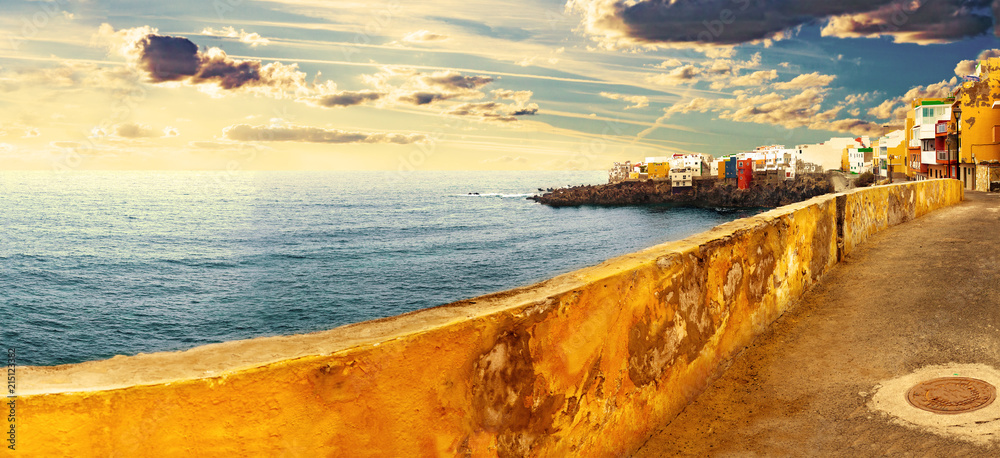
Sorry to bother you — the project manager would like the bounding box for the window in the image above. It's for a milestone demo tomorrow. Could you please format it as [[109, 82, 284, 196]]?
[[923, 107, 937, 118], [922, 139, 934, 151]]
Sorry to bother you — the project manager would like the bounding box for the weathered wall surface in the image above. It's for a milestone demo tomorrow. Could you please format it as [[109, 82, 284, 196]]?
[[841, 180, 964, 258], [12, 180, 963, 457]]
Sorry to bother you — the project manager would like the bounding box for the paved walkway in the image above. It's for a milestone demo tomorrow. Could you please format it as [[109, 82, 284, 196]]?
[[635, 190, 1000, 457]]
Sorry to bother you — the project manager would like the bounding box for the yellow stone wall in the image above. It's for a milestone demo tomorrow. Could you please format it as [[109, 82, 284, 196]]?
[[842, 179, 963, 258], [11, 180, 964, 458]]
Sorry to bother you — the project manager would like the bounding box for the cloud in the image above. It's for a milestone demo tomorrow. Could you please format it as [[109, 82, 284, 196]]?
[[420, 71, 494, 90], [648, 64, 702, 85], [600, 92, 649, 109], [306, 90, 384, 108], [647, 53, 762, 87], [201, 26, 271, 47], [0, 62, 142, 93], [647, 86, 882, 139], [843, 91, 877, 106], [821, 0, 995, 45], [772, 72, 837, 90], [653, 58, 683, 68], [445, 89, 539, 122], [361, 68, 528, 114], [90, 123, 180, 139], [100, 25, 308, 98], [222, 124, 429, 144], [115, 122, 161, 138], [23, 128, 39, 138], [703, 47, 737, 59], [868, 77, 959, 120], [724, 69, 778, 88], [402, 30, 449, 43], [97, 26, 539, 122], [955, 49, 1000, 77], [566, 0, 997, 49]]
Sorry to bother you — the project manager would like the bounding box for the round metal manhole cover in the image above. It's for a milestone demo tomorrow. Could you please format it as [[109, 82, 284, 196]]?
[[906, 377, 997, 414]]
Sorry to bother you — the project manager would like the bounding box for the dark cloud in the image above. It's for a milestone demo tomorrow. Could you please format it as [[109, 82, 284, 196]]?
[[191, 52, 262, 89], [421, 72, 494, 90], [822, 0, 996, 44], [223, 124, 428, 144], [139, 35, 201, 82], [568, 0, 997, 47], [444, 90, 539, 122], [398, 91, 461, 105], [309, 90, 384, 108], [510, 106, 539, 116], [131, 33, 306, 93]]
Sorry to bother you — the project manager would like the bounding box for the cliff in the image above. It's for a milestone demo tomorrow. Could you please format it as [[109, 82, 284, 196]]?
[[530, 173, 835, 208]]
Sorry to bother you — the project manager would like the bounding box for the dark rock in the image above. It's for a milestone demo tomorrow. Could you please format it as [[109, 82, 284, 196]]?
[[529, 173, 835, 208]]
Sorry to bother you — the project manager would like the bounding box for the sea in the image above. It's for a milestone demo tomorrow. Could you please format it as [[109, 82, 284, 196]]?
[[1, 171, 766, 366]]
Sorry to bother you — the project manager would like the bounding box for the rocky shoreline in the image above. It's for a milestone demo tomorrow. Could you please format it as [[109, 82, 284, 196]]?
[[530, 173, 835, 208]]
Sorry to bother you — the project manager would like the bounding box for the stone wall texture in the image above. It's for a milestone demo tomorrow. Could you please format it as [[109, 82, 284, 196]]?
[[13, 179, 963, 457]]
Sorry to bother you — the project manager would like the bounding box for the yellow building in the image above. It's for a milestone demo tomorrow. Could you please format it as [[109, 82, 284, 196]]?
[[841, 146, 850, 172], [904, 107, 918, 178], [883, 129, 907, 180], [646, 162, 670, 180], [956, 57, 1000, 190]]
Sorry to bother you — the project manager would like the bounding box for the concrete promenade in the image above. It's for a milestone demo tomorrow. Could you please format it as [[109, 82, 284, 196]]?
[[635, 191, 1000, 457]]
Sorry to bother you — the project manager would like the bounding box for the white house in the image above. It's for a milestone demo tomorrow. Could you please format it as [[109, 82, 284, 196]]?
[[847, 148, 873, 174], [670, 167, 696, 188], [795, 137, 866, 171]]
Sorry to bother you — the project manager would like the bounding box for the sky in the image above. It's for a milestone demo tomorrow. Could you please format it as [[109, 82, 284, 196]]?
[[0, 0, 998, 171]]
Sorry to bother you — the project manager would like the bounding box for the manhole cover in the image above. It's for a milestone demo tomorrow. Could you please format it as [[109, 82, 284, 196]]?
[[906, 377, 997, 414]]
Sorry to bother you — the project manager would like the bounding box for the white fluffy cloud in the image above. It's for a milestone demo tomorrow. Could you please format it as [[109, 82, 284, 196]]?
[[868, 78, 959, 121], [954, 49, 1000, 77], [201, 26, 271, 47], [772, 72, 837, 90], [402, 30, 450, 43], [600, 92, 650, 110]]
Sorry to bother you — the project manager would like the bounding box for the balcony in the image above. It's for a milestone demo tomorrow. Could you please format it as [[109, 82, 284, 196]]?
[[921, 150, 937, 164]]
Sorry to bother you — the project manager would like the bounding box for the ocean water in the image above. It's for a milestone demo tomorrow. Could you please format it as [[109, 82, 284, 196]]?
[[1, 171, 765, 366]]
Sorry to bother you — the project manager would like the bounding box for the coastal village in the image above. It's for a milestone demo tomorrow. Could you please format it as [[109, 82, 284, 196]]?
[[609, 57, 1000, 194]]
